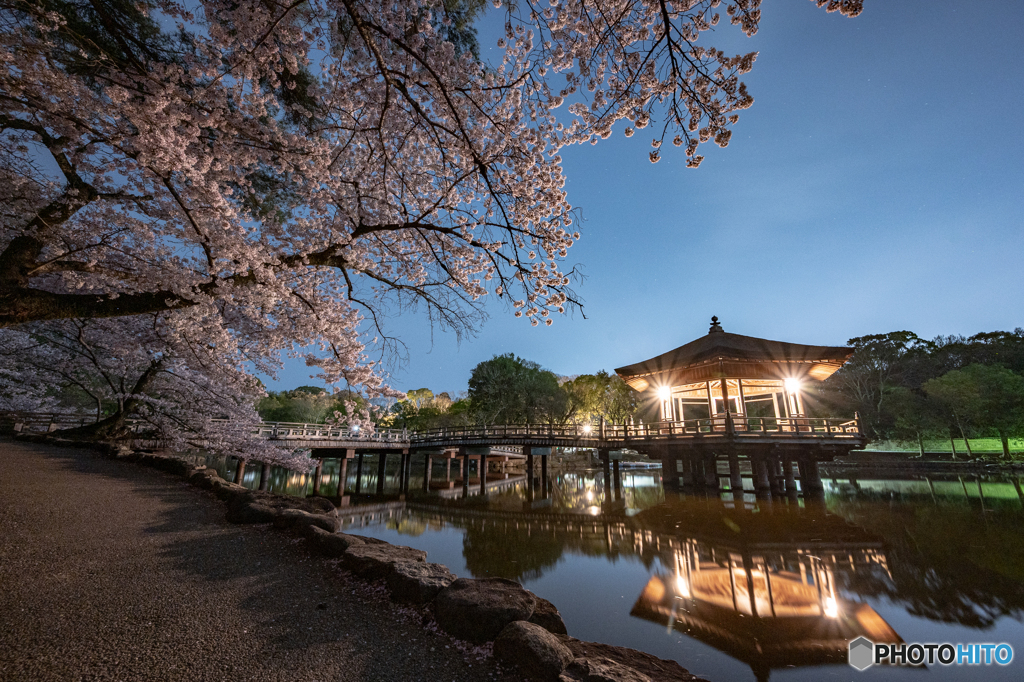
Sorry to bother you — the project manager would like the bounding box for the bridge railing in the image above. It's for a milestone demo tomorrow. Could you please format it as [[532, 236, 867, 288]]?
[[409, 416, 861, 442], [248, 421, 409, 443]]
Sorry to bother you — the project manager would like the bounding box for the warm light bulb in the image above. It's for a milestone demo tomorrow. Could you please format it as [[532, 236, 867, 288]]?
[[675, 574, 691, 598], [657, 385, 671, 400], [784, 378, 801, 394], [824, 596, 839, 618], [582, 423, 593, 434]]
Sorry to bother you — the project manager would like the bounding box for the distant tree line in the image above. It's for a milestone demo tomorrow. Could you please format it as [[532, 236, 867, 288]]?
[[815, 330, 1024, 457], [375, 353, 638, 432]]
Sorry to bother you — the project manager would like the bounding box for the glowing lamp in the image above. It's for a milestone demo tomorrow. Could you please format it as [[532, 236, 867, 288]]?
[[824, 595, 839, 618], [582, 423, 593, 434], [657, 385, 671, 400], [675, 574, 691, 599], [784, 377, 801, 394]]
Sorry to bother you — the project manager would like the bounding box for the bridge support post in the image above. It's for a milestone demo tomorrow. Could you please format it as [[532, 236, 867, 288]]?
[[783, 457, 797, 497], [259, 463, 271, 491], [355, 453, 364, 493], [462, 449, 470, 498], [403, 453, 412, 494], [769, 455, 783, 496], [233, 459, 246, 485], [802, 459, 824, 497], [376, 453, 388, 494], [728, 451, 742, 491], [445, 454, 451, 483], [541, 454, 549, 498], [600, 450, 611, 503], [753, 457, 771, 496], [704, 454, 719, 489], [680, 456, 694, 488], [338, 453, 351, 496], [480, 455, 488, 495], [423, 455, 432, 493], [613, 459, 622, 501], [313, 461, 323, 495]]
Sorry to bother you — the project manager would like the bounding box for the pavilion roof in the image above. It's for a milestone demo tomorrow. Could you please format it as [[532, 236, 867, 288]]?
[[614, 317, 853, 390]]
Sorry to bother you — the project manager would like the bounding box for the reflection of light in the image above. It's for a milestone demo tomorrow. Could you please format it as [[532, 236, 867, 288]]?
[[784, 378, 801, 394], [585, 490, 594, 502], [657, 385, 671, 400], [675, 574, 691, 598], [582, 424, 593, 434], [824, 596, 839, 618], [586, 506, 601, 516]]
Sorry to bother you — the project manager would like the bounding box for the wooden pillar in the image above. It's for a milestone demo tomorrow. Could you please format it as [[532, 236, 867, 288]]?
[[704, 454, 719, 489], [423, 455, 432, 492], [376, 453, 388, 494], [613, 459, 622, 502], [338, 455, 349, 496], [769, 455, 783, 496], [445, 454, 451, 482], [600, 450, 612, 503], [403, 452, 412, 494], [233, 459, 246, 485], [313, 460, 323, 495], [462, 450, 470, 498], [258, 462, 271, 491], [804, 459, 823, 494], [525, 446, 535, 492], [728, 451, 743, 491], [355, 453, 364, 493], [541, 454, 549, 498], [679, 456, 694, 488], [480, 455, 488, 494], [753, 457, 771, 495], [783, 457, 796, 496], [690, 457, 704, 489]]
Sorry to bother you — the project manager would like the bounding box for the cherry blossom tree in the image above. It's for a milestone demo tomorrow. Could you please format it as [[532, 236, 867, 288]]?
[[0, 0, 862, 401], [0, 312, 311, 466]]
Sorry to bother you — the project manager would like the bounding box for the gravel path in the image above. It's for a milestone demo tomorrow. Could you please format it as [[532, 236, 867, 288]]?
[[0, 439, 514, 682]]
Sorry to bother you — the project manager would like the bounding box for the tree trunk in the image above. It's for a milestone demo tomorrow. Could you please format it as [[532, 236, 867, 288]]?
[[54, 360, 163, 441], [917, 431, 925, 458], [999, 429, 1011, 460], [949, 433, 957, 460]]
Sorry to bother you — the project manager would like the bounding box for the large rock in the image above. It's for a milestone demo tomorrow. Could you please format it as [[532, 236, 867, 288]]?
[[434, 578, 537, 644], [386, 562, 455, 604], [342, 543, 427, 580], [559, 658, 650, 682], [213, 480, 252, 502], [555, 638, 705, 682], [225, 500, 277, 524], [306, 527, 366, 558], [189, 468, 225, 490], [494, 621, 574, 681], [243, 490, 338, 516], [273, 508, 341, 535], [529, 595, 568, 635]]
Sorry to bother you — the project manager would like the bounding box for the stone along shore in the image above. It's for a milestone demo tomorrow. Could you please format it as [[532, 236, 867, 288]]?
[[0, 439, 706, 682]]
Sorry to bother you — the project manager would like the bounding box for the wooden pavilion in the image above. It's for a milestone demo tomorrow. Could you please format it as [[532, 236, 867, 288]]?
[[614, 317, 865, 493]]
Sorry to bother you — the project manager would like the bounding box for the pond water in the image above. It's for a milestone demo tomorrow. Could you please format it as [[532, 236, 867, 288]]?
[[206, 455, 1024, 681]]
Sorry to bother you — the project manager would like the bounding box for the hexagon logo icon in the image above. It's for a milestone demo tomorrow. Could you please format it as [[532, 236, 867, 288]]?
[[849, 637, 875, 671]]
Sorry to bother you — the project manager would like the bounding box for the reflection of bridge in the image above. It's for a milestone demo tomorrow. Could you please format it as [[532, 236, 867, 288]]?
[[345, 495, 901, 682]]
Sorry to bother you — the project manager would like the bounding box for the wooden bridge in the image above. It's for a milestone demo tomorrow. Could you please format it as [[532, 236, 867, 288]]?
[[4, 411, 866, 497]]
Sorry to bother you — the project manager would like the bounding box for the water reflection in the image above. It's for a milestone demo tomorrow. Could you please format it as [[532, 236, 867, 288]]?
[[192, 452, 1024, 681]]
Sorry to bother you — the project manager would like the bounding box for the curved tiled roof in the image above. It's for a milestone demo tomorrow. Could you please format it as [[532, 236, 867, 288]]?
[[614, 318, 853, 390]]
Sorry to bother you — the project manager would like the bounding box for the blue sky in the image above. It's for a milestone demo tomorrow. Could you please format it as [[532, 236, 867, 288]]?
[[266, 0, 1024, 395]]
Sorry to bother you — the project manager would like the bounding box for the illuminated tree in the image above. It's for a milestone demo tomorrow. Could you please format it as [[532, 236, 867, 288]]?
[[1, 0, 861, 401]]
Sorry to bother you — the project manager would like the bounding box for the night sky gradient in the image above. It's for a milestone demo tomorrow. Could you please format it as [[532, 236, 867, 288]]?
[[266, 0, 1024, 396]]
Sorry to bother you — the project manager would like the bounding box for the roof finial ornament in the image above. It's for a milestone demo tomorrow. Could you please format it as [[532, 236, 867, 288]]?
[[709, 316, 723, 333]]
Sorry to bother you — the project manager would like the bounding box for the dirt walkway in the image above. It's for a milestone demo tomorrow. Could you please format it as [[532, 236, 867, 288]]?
[[0, 439, 508, 682]]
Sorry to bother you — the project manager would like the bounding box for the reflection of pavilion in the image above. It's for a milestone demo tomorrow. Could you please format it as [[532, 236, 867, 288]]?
[[629, 501, 901, 681]]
